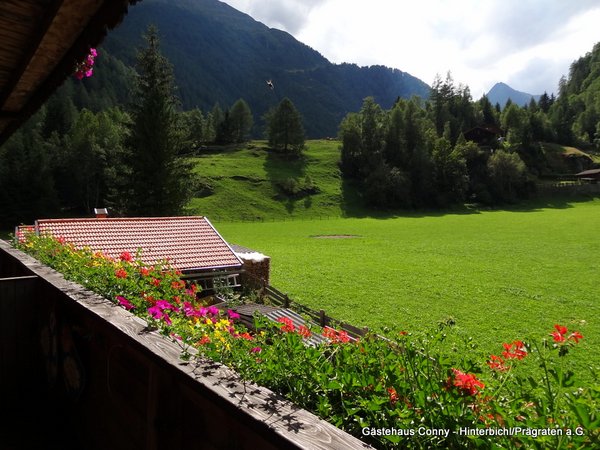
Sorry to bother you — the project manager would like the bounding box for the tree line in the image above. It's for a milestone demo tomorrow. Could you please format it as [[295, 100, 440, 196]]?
[[339, 57, 600, 209]]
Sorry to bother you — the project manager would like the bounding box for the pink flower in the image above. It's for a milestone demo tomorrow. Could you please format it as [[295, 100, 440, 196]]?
[[73, 48, 97, 79], [116, 296, 134, 311], [207, 305, 219, 316], [227, 309, 240, 320], [250, 347, 262, 354], [147, 306, 172, 325], [155, 299, 178, 312]]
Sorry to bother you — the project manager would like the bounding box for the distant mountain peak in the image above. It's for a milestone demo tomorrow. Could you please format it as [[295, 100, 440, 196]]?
[[487, 82, 541, 108]]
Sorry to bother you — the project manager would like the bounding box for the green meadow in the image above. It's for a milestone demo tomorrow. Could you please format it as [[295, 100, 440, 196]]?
[[217, 200, 600, 374], [187, 140, 365, 220]]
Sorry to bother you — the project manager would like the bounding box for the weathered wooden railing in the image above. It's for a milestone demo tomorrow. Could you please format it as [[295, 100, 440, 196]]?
[[0, 240, 371, 450], [260, 283, 369, 340]]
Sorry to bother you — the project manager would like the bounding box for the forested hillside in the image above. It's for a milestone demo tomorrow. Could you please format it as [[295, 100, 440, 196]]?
[[101, 0, 430, 137], [338, 60, 600, 209]]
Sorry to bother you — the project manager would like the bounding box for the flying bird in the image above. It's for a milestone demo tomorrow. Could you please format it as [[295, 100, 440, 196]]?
[[266, 79, 274, 90]]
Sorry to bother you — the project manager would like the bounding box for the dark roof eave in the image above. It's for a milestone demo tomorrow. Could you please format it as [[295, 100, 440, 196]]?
[[0, 0, 140, 146], [181, 264, 244, 274]]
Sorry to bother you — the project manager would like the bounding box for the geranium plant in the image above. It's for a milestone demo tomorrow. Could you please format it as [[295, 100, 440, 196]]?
[[74, 48, 97, 80]]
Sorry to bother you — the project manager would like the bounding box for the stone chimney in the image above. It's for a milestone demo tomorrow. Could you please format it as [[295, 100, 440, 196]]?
[[94, 208, 108, 219]]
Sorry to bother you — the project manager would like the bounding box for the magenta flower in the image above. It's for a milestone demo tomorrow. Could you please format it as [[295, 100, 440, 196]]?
[[250, 347, 262, 354], [147, 306, 172, 325], [227, 309, 240, 320], [207, 305, 219, 316], [116, 295, 135, 311], [73, 48, 97, 80], [155, 299, 178, 312]]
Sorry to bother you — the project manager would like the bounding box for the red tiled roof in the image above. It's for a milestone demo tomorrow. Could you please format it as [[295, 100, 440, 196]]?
[[15, 225, 35, 243], [35, 217, 243, 272]]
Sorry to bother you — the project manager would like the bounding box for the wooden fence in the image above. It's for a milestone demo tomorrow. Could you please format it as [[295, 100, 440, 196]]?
[[261, 283, 369, 339]]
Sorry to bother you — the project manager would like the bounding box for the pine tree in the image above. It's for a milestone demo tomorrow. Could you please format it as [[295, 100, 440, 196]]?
[[266, 97, 305, 154], [229, 99, 253, 143], [126, 26, 192, 216]]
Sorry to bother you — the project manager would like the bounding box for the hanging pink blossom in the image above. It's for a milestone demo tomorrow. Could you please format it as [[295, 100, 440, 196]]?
[[74, 48, 97, 80]]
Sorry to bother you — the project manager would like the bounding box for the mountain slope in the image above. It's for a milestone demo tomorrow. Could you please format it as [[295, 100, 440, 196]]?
[[487, 82, 541, 108], [103, 0, 430, 137]]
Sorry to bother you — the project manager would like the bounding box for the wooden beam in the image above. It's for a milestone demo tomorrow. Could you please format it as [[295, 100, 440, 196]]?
[[0, 110, 19, 119], [0, 0, 65, 112]]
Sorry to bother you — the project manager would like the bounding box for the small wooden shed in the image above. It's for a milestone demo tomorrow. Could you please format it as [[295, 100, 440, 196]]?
[[575, 168, 600, 184]]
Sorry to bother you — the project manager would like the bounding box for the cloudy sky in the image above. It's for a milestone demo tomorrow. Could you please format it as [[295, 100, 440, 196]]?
[[221, 0, 600, 98]]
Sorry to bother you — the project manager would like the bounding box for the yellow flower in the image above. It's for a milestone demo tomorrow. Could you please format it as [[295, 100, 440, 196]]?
[[215, 319, 231, 331]]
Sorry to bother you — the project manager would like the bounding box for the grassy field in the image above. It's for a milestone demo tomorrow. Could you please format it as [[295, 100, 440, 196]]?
[[216, 199, 600, 375], [187, 139, 370, 220]]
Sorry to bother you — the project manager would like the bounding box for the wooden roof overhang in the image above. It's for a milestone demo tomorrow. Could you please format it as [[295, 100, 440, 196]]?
[[0, 0, 140, 146]]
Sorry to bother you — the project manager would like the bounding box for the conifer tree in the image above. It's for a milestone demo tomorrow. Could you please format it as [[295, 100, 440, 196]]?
[[127, 26, 192, 216], [266, 97, 305, 154], [229, 98, 253, 143]]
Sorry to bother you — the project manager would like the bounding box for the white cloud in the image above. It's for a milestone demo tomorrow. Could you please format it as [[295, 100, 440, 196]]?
[[221, 0, 600, 97]]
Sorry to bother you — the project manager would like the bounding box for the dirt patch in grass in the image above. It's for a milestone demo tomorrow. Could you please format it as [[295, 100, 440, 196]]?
[[310, 234, 361, 239]]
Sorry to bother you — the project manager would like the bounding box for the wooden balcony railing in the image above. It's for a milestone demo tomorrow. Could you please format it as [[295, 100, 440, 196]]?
[[0, 240, 371, 450]]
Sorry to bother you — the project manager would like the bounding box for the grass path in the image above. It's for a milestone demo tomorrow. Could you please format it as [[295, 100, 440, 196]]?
[[217, 200, 600, 374]]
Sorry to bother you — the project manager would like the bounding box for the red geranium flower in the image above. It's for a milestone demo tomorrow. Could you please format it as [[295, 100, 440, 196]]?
[[114, 268, 127, 279], [568, 331, 583, 343], [198, 336, 211, 345], [449, 368, 485, 396], [119, 251, 133, 262], [487, 354, 509, 372], [297, 325, 311, 338], [277, 317, 295, 333], [387, 387, 399, 405], [502, 340, 527, 360], [550, 324, 583, 344]]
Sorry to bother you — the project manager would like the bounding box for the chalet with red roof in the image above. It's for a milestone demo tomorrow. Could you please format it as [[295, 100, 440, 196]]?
[[17, 215, 247, 293]]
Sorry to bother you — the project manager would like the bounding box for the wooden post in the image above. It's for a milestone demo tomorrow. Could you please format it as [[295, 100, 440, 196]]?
[[283, 295, 289, 308], [319, 309, 326, 327]]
